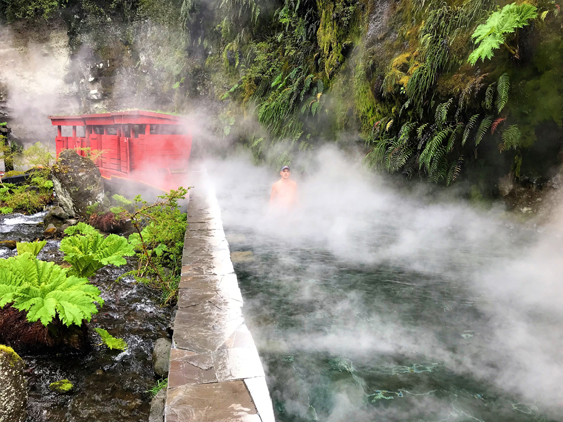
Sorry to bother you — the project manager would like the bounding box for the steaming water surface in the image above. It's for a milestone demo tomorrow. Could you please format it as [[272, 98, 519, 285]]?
[[209, 154, 562, 422]]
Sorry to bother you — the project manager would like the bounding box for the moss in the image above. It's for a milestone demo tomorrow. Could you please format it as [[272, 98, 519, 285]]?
[[49, 379, 74, 393], [0, 345, 23, 367]]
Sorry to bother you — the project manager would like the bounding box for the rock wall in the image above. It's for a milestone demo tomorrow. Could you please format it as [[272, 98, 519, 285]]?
[[165, 164, 274, 422]]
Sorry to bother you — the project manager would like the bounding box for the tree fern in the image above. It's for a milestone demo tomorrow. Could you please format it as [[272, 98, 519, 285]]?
[[496, 73, 510, 113], [475, 115, 494, 146], [0, 254, 103, 327]]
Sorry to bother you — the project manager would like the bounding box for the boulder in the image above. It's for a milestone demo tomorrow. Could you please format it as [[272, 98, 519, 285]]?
[[51, 150, 105, 218], [0, 345, 27, 422], [152, 338, 172, 377], [43, 205, 69, 228], [149, 388, 166, 422]]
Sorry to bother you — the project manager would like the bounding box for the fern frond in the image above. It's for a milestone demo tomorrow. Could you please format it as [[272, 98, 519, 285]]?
[[496, 73, 510, 113], [447, 123, 464, 153], [435, 99, 453, 129], [462, 114, 480, 146], [484, 83, 496, 110], [475, 115, 494, 146], [501, 124, 521, 151], [417, 123, 429, 140], [446, 156, 464, 186], [491, 117, 506, 134]]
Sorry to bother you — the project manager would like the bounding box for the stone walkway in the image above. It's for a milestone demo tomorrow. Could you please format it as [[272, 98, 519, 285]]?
[[164, 166, 274, 422]]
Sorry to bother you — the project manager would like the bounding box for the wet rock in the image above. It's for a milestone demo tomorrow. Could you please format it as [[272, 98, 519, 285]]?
[[44, 223, 57, 237], [152, 338, 172, 377], [44, 206, 68, 227], [66, 218, 78, 226], [49, 379, 73, 394], [149, 388, 166, 422], [51, 150, 105, 218], [0, 345, 27, 422], [0, 240, 17, 249]]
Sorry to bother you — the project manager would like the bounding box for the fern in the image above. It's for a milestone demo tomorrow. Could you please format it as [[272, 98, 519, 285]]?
[[16, 241, 47, 257], [468, 3, 538, 65], [496, 73, 510, 113], [419, 127, 451, 172], [446, 156, 464, 186], [0, 254, 103, 327], [94, 328, 128, 351], [435, 99, 453, 129], [484, 83, 496, 110], [475, 115, 494, 146], [501, 124, 522, 151], [61, 225, 136, 278], [463, 114, 480, 146]]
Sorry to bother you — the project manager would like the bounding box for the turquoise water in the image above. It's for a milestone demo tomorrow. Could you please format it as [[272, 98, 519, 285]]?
[[228, 230, 557, 422]]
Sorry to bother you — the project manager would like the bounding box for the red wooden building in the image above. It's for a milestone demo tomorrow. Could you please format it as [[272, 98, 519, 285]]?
[[49, 110, 192, 193]]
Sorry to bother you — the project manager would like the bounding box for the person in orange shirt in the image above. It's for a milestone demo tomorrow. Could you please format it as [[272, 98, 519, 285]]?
[[269, 166, 298, 208]]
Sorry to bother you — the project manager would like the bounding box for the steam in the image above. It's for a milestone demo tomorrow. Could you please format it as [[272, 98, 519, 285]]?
[[206, 147, 563, 419]]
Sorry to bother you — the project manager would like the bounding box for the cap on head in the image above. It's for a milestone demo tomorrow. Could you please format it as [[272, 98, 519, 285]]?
[[281, 165, 290, 172]]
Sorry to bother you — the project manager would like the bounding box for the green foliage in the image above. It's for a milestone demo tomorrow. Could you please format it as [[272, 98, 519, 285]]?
[[117, 188, 188, 304], [501, 124, 522, 151], [468, 3, 538, 65], [0, 0, 65, 20], [94, 328, 128, 350], [496, 73, 510, 113], [0, 253, 103, 327], [476, 115, 494, 146], [60, 224, 136, 278], [64, 222, 99, 236], [0, 207, 13, 214], [16, 241, 47, 257], [147, 379, 168, 397]]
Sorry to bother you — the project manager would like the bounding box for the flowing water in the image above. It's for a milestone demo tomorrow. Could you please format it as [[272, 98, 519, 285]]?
[[0, 212, 171, 422]]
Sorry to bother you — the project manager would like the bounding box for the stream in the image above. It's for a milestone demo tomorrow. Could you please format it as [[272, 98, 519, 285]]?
[[0, 212, 171, 422]]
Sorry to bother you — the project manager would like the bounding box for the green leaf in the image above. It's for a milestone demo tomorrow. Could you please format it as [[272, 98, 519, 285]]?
[[64, 223, 99, 236], [60, 230, 136, 278], [16, 241, 47, 257], [0, 254, 103, 327], [496, 73, 510, 113], [468, 3, 538, 65], [0, 207, 13, 214], [94, 328, 128, 350]]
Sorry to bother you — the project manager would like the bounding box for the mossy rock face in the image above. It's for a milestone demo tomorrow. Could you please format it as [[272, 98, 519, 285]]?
[[0, 345, 27, 422], [49, 379, 74, 394]]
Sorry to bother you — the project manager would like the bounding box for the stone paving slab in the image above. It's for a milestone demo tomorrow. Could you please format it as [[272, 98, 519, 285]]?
[[165, 167, 274, 422]]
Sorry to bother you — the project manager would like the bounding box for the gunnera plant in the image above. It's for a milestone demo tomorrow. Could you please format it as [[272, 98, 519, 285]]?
[[0, 253, 104, 352]]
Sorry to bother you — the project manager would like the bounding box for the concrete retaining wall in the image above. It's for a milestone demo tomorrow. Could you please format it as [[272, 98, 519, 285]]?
[[164, 165, 274, 422]]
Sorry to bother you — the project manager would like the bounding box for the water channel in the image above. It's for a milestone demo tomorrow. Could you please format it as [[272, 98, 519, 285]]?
[[210, 154, 562, 422]]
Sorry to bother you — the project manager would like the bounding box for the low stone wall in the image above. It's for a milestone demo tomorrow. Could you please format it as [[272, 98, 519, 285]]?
[[164, 166, 274, 422]]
